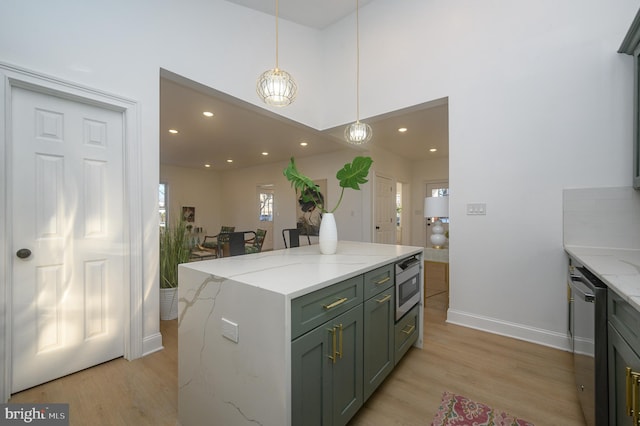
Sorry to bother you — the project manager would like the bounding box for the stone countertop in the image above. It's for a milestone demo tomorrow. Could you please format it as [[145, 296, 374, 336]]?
[[181, 240, 423, 299], [564, 245, 640, 312]]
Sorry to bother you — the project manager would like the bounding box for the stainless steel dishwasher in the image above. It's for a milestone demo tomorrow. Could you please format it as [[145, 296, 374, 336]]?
[[568, 259, 608, 426]]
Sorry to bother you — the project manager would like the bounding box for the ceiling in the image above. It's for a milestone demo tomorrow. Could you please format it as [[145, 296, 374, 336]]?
[[224, 0, 376, 30], [159, 1, 449, 171]]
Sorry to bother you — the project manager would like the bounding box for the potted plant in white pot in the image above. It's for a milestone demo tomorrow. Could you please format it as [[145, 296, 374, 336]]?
[[159, 219, 191, 320], [283, 156, 373, 254]]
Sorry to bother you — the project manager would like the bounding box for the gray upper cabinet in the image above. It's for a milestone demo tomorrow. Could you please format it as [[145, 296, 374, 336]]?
[[619, 8, 640, 190]]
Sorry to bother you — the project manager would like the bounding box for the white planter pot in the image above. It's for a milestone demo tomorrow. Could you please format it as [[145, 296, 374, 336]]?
[[160, 287, 179, 320], [319, 213, 338, 254]]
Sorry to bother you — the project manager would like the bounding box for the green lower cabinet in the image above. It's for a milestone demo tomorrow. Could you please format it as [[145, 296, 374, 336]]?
[[363, 290, 395, 401], [292, 305, 363, 426], [608, 324, 640, 425]]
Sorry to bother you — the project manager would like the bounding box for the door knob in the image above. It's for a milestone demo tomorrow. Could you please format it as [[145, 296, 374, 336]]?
[[16, 248, 31, 259]]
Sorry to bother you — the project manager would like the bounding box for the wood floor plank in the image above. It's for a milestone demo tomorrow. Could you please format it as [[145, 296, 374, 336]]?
[[9, 293, 585, 426]]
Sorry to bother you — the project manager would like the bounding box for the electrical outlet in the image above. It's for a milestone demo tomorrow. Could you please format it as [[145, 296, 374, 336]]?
[[466, 203, 486, 215], [222, 317, 239, 343]]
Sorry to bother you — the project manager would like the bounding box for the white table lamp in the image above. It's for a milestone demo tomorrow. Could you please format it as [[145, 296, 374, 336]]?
[[424, 196, 449, 248]]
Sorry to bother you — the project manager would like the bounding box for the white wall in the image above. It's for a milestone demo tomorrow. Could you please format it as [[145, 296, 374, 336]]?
[[1, 0, 637, 355], [322, 0, 637, 347], [160, 164, 222, 235]]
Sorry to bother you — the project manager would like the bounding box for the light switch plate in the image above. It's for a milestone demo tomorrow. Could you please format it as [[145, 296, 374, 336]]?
[[466, 203, 486, 215], [222, 317, 239, 343]]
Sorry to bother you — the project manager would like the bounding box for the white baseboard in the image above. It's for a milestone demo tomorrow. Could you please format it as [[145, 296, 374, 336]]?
[[142, 332, 164, 357], [446, 308, 571, 352]]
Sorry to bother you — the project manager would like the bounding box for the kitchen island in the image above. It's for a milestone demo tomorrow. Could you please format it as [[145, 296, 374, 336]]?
[[177, 241, 424, 426]]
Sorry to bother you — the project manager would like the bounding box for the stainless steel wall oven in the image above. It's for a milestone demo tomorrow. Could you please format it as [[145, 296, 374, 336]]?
[[395, 255, 421, 321]]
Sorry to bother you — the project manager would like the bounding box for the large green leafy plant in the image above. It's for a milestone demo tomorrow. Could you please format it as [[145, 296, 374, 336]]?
[[159, 219, 191, 288], [283, 156, 373, 213]]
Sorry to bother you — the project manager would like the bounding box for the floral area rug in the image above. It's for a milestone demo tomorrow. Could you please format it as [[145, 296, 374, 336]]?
[[431, 391, 534, 426]]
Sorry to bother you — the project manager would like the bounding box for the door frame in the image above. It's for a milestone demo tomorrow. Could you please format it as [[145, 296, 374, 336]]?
[[0, 62, 144, 402]]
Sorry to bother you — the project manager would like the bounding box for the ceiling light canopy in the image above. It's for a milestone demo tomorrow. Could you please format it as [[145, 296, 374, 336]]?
[[256, 0, 297, 107], [345, 0, 372, 145]]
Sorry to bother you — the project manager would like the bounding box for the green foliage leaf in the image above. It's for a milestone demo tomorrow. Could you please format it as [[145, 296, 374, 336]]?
[[283, 157, 316, 193], [336, 156, 373, 190], [283, 155, 373, 213]]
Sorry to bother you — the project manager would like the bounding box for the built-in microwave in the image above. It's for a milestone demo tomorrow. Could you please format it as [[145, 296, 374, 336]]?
[[395, 256, 421, 321]]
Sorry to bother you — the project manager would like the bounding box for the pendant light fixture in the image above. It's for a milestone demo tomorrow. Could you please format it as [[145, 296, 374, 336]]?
[[344, 0, 372, 144], [256, 0, 297, 107]]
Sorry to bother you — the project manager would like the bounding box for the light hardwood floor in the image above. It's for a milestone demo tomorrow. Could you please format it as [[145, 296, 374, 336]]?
[[10, 291, 585, 426]]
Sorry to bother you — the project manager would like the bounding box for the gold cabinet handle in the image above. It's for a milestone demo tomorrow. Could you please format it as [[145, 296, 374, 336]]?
[[401, 324, 415, 335], [327, 327, 337, 364], [626, 367, 640, 424], [337, 324, 343, 359], [375, 276, 391, 286], [627, 367, 633, 417], [375, 294, 391, 304], [323, 297, 348, 310], [634, 375, 640, 426]]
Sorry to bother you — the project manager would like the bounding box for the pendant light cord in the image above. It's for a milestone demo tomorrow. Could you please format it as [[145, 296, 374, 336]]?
[[356, 0, 361, 122], [275, 0, 280, 70]]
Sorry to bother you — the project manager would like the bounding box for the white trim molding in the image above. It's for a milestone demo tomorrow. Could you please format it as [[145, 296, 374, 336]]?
[[0, 62, 145, 402], [447, 308, 572, 352]]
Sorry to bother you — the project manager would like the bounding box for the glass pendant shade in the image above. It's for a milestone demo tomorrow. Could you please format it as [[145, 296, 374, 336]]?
[[344, 120, 373, 144], [257, 68, 297, 107]]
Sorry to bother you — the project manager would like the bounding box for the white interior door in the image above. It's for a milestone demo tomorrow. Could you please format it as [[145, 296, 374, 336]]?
[[11, 86, 125, 393], [374, 174, 395, 244]]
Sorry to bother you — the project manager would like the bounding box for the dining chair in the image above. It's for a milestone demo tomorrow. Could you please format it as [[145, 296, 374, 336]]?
[[282, 228, 311, 248], [222, 231, 246, 257], [201, 226, 235, 256], [245, 229, 267, 254]]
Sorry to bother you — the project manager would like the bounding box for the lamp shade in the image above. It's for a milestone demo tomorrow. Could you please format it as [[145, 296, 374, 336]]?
[[424, 196, 449, 218]]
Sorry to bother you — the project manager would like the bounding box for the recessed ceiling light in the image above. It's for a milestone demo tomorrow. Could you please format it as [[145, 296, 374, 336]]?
[[300, 142, 308, 147], [398, 127, 408, 133], [226, 159, 233, 163], [262, 152, 269, 156], [169, 129, 178, 134], [203, 111, 214, 117], [204, 164, 211, 168], [429, 148, 437, 152]]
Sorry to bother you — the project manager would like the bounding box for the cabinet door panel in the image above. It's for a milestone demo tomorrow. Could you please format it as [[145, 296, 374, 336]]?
[[292, 324, 333, 426], [363, 291, 395, 401], [331, 305, 363, 426], [608, 324, 640, 426]]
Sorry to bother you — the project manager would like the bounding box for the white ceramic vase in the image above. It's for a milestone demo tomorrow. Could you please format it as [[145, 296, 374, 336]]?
[[319, 213, 338, 254]]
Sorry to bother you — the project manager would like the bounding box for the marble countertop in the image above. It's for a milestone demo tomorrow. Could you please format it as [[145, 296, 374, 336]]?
[[181, 241, 423, 299], [564, 245, 640, 312]]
